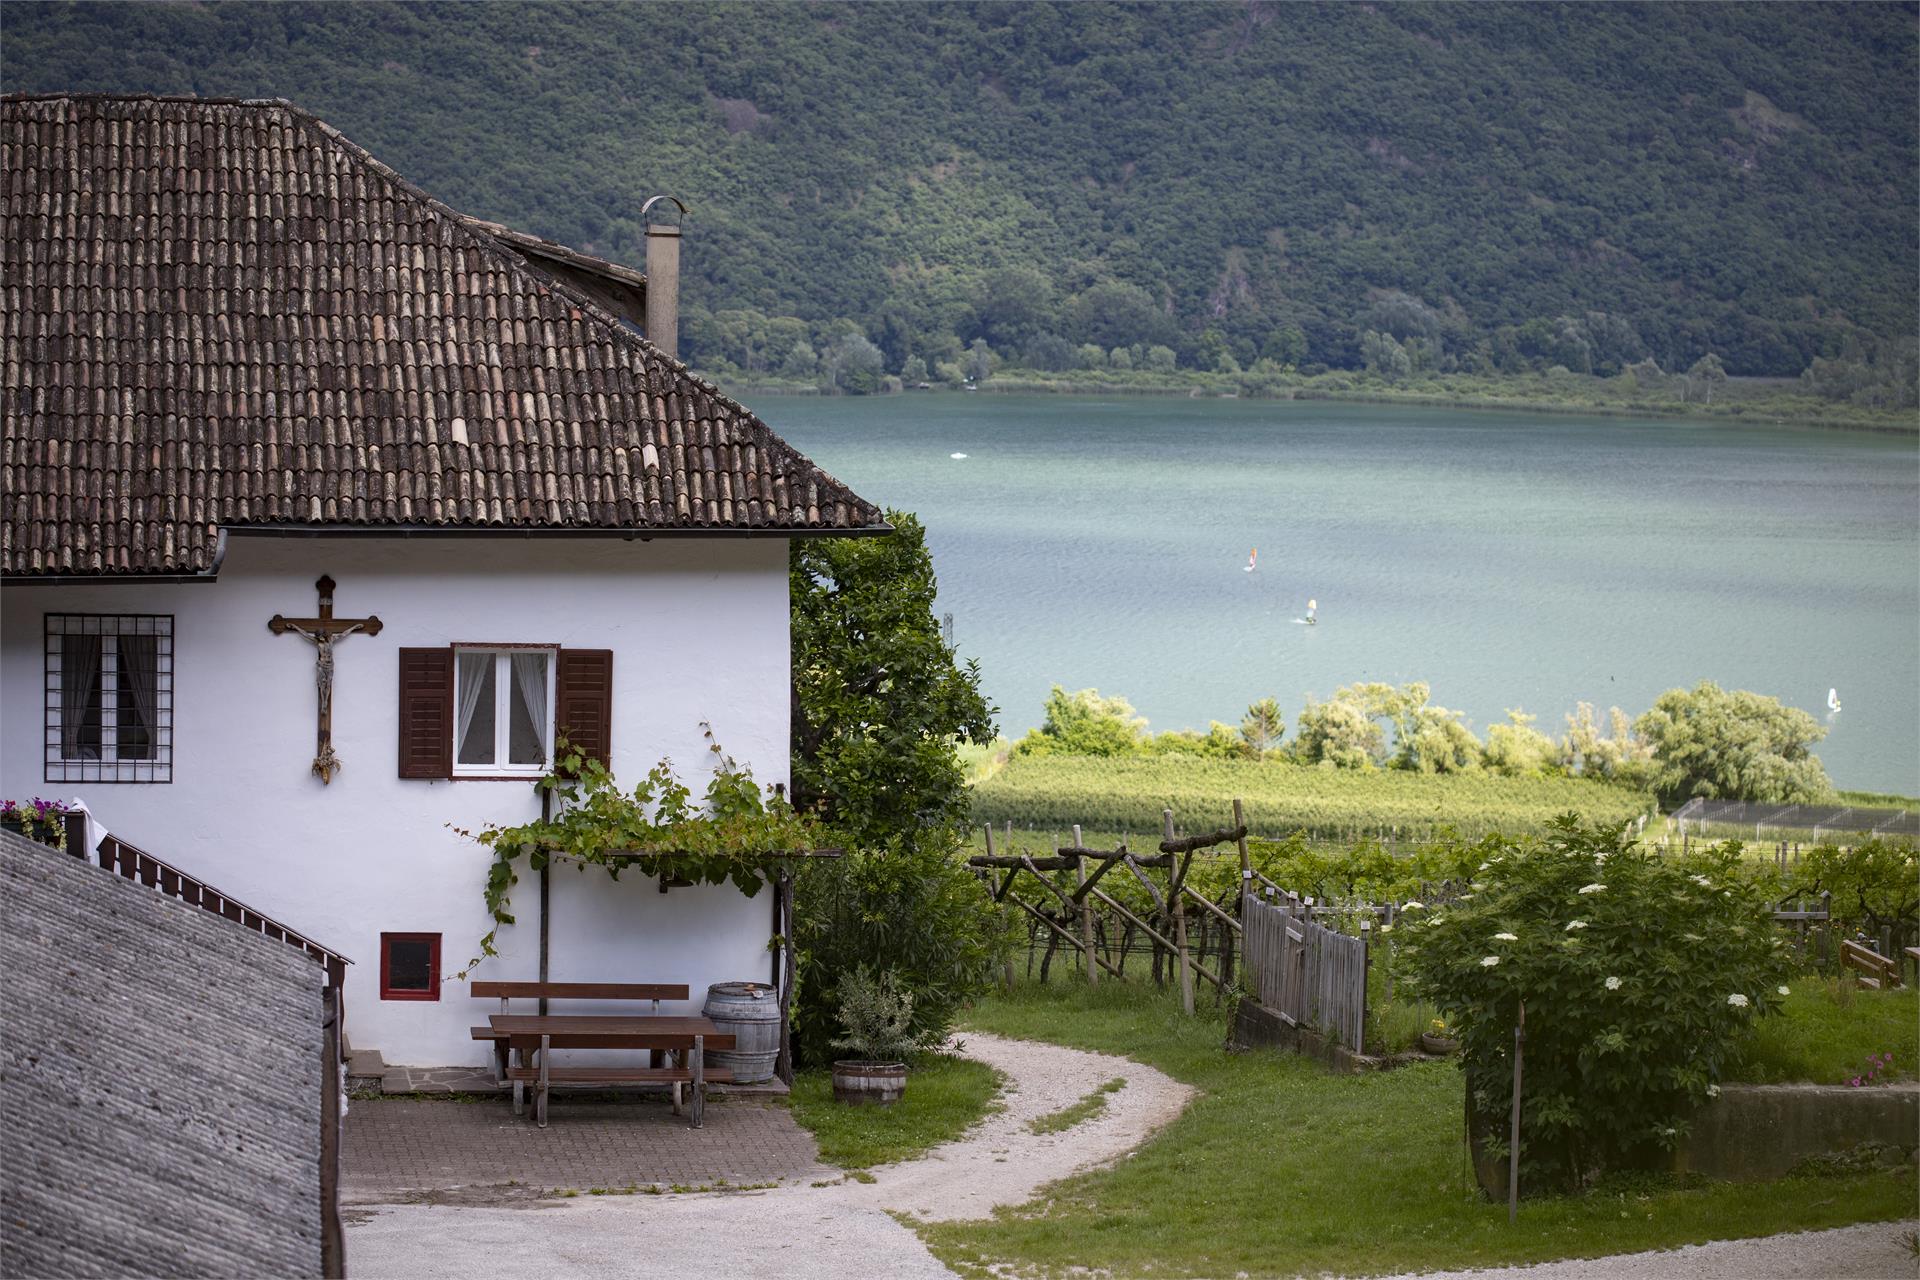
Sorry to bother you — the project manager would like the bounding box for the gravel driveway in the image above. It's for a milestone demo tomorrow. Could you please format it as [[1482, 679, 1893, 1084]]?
[[345, 1030, 1194, 1278]]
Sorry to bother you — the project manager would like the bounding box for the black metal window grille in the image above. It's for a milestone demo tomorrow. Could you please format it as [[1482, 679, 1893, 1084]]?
[[44, 614, 174, 783]]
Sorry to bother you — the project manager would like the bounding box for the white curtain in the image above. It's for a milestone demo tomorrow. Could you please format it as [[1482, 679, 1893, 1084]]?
[[509, 653, 550, 765], [60, 634, 101, 759], [116, 634, 158, 761], [454, 651, 493, 764]]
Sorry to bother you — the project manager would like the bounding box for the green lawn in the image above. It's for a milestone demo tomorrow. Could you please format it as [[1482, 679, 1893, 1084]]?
[[786, 1052, 1003, 1170], [921, 981, 1916, 1279], [1727, 977, 1918, 1085]]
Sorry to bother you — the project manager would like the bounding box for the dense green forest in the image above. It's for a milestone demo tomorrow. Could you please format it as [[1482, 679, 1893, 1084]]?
[[6, 2, 1916, 385]]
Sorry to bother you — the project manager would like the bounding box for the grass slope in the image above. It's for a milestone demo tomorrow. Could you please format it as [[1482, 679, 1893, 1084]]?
[[972, 752, 1652, 839], [1727, 978, 1918, 1086], [924, 981, 1915, 1278]]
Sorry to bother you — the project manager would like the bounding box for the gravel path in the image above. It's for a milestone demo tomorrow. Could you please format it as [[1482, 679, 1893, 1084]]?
[[1379, 1221, 1920, 1280], [345, 1031, 1195, 1278]]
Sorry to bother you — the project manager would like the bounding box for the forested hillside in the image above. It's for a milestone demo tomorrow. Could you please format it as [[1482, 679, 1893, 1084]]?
[[6, 1, 1914, 380]]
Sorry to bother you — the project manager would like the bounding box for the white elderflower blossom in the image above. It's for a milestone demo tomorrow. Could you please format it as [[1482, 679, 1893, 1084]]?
[[1480, 955, 1501, 967], [1565, 920, 1588, 931], [1578, 883, 1606, 894], [1493, 932, 1518, 942], [1727, 993, 1749, 1008], [1707, 1084, 1720, 1098], [1777, 985, 1791, 996], [1604, 976, 1623, 990], [1403, 900, 1425, 910], [1690, 875, 1712, 887]]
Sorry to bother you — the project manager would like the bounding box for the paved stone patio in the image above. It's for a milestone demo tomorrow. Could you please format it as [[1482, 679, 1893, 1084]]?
[[343, 1095, 828, 1203]]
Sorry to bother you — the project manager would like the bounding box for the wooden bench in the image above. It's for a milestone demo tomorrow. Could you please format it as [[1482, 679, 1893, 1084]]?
[[471, 982, 686, 1081], [1840, 940, 1906, 990], [472, 982, 725, 1125]]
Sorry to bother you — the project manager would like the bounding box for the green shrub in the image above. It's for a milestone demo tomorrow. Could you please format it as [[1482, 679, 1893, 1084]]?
[[794, 838, 1012, 1065], [1397, 818, 1792, 1191], [831, 968, 931, 1062]]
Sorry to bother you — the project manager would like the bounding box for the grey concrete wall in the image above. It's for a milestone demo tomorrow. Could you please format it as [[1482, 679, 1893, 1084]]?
[[0, 829, 324, 1278]]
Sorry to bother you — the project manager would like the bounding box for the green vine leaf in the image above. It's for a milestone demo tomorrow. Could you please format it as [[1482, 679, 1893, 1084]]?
[[449, 724, 824, 978]]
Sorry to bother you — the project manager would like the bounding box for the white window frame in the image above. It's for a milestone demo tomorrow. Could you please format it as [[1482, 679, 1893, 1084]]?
[[45, 614, 174, 784], [450, 646, 557, 778]]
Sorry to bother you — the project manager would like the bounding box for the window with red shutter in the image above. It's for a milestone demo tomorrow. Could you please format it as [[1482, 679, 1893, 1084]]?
[[398, 646, 610, 779], [396, 647, 453, 778], [555, 649, 613, 768]]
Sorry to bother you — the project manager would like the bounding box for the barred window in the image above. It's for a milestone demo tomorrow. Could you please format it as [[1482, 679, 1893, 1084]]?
[[45, 615, 174, 783]]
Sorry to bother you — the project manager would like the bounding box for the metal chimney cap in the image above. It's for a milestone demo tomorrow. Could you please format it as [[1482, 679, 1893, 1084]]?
[[641, 194, 688, 229]]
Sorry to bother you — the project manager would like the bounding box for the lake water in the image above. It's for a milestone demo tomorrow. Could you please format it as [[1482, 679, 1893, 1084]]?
[[763, 395, 1920, 795]]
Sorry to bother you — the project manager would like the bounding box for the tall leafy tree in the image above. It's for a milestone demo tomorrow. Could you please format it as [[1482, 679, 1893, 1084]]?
[[789, 510, 994, 851], [789, 513, 1004, 1062], [1633, 681, 1830, 805]]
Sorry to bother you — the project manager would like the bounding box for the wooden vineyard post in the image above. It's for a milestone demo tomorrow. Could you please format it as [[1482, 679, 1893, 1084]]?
[[1072, 824, 1098, 986], [1509, 1000, 1525, 1223], [1233, 797, 1251, 983], [1165, 809, 1195, 1015], [986, 824, 1015, 992]]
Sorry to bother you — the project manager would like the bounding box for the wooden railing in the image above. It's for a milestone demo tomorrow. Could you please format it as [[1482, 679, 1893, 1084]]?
[[60, 811, 351, 988], [1241, 892, 1369, 1052]]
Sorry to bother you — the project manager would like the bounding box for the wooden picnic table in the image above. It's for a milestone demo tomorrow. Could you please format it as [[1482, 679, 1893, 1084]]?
[[488, 1014, 737, 1129]]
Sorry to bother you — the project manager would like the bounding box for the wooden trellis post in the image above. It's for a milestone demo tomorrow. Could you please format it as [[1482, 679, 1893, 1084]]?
[[1164, 809, 1195, 1015], [1072, 824, 1097, 985], [986, 824, 1016, 992]]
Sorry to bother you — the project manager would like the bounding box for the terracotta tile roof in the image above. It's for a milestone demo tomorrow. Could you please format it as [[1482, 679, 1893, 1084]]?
[[1, 93, 886, 578]]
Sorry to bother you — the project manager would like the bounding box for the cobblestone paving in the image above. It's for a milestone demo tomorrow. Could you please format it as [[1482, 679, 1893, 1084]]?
[[343, 1095, 827, 1202]]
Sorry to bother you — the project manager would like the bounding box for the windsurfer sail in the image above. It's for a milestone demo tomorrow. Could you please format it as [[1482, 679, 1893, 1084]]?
[[1305, 597, 1318, 624], [1828, 687, 1841, 712], [1244, 548, 1257, 573]]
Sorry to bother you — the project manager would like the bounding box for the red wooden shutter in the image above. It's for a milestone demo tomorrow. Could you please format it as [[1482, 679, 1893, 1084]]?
[[397, 647, 454, 779], [555, 649, 614, 768]]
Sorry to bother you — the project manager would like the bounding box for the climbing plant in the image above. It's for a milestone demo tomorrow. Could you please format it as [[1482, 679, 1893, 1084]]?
[[455, 726, 823, 975]]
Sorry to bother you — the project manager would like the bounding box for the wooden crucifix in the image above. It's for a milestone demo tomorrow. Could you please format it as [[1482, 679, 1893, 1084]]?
[[269, 576, 383, 784]]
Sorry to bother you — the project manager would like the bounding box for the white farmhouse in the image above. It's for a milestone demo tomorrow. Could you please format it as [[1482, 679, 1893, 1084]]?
[[0, 94, 887, 1068]]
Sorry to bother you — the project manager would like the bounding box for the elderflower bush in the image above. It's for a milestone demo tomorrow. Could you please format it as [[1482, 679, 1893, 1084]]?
[[1397, 816, 1790, 1192]]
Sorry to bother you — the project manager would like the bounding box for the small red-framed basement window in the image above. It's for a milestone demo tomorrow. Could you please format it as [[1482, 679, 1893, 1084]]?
[[379, 932, 441, 1001]]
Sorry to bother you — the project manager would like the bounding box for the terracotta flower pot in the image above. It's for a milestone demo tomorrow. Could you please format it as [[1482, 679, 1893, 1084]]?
[[831, 1060, 908, 1106]]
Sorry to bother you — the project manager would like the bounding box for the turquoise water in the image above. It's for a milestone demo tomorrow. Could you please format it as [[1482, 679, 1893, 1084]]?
[[763, 395, 1920, 795]]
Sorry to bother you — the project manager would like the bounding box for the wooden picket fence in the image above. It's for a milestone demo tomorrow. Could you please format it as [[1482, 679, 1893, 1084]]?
[[1241, 892, 1369, 1051]]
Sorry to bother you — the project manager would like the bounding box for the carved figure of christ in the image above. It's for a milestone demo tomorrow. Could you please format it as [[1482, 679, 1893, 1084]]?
[[268, 575, 383, 784]]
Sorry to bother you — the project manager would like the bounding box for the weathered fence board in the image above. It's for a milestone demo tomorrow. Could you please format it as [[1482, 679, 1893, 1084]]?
[[1242, 893, 1367, 1051]]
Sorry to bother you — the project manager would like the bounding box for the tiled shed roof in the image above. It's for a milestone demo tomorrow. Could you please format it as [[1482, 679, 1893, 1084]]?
[[0, 94, 886, 578]]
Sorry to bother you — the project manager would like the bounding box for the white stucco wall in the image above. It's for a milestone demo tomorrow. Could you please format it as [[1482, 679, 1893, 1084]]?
[[0, 535, 792, 1066]]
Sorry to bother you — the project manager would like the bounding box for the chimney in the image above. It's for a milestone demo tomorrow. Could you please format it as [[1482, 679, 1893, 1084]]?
[[642, 195, 687, 360]]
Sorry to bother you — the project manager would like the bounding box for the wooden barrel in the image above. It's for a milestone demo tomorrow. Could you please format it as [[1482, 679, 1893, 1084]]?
[[831, 1060, 907, 1106], [702, 981, 780, 1084]]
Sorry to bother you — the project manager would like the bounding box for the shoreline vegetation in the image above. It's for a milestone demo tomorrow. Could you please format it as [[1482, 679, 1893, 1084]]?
[[726, 368, 1918, 435]]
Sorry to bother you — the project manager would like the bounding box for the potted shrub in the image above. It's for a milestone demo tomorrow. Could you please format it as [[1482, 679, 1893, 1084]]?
[[829, 968, 928, 1106]]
